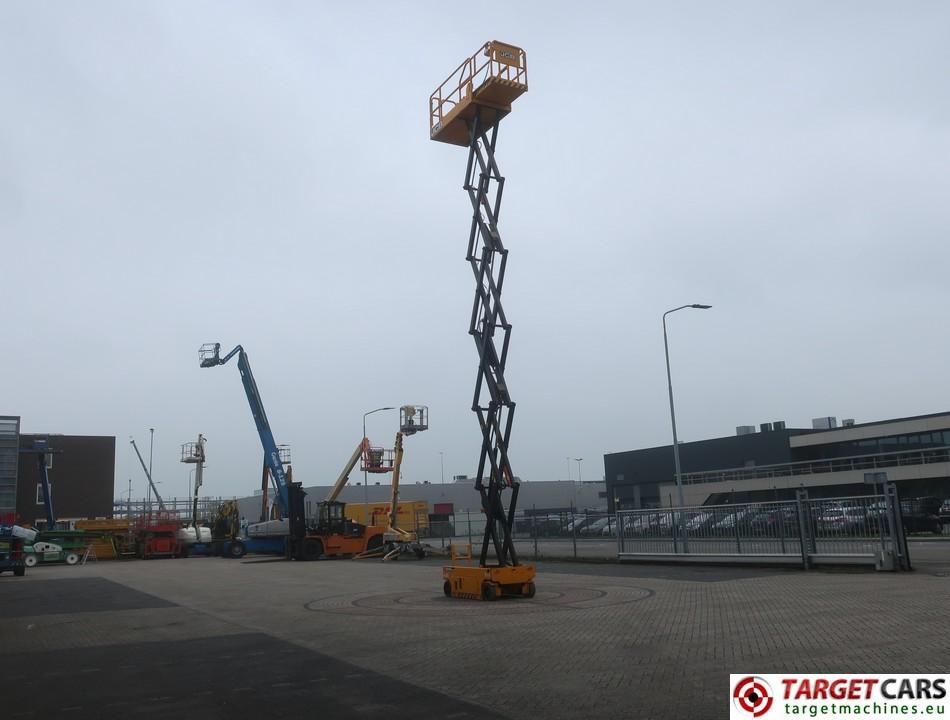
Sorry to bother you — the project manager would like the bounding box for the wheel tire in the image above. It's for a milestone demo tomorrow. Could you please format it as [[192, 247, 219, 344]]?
[[482, 582, 497, 601], [365, 534, 384, 552], [24, 554, 38, 568], [414, 547, 426, 560], [443, 580, 452, 597], [228, 540, 246, 559], [14, 565, 25, 577], [303, 538, 323, 561], [524, 582, 536, 599], [65, 553, 79, 566]]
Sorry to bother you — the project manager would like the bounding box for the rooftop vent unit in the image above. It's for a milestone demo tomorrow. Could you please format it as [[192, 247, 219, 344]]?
[[760, 422, 773, 433], [811, 416, 838, 430], [773, 420, 787, 430], [736, 425, 756, 436], [842, 418, 856, 427]]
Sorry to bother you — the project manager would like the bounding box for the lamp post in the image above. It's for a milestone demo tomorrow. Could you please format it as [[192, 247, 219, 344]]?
[[439, 451, 445, 492], [363, 407, 395, 510], [147, 428, 154, 515], [574, 457, 583, 509], [663, 304, 711, 512]]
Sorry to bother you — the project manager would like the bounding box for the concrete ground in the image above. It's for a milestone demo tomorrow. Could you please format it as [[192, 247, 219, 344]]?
[[2, 544, 949, 720]]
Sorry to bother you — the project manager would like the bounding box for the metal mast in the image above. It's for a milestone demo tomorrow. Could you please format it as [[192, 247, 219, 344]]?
[[465, 113, 520, 567]]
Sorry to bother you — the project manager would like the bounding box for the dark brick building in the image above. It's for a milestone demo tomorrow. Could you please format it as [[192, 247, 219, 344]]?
[[15, 433, 115, 526]]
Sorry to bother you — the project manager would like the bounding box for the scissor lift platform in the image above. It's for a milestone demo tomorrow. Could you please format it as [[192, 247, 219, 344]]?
[[442, 545, 535, 600], [429, 41, 527, 146]]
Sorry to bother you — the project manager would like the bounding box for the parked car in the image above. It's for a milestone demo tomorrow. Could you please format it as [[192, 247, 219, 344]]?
[[939, 499, 950, 525], [748, 508, 800, 537], [711, 510, 754, 535], [815, 504, 850, 534], [580, 517, 611, 536]]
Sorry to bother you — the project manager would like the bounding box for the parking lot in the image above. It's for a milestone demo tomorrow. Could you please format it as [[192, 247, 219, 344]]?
[[3, 546, 949, 719]]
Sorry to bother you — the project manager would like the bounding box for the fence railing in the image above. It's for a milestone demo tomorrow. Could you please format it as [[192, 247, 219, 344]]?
[[617, 485, 911, 569]]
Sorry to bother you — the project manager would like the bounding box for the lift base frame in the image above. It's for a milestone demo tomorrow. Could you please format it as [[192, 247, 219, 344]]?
[[442, 563, 536, 601]]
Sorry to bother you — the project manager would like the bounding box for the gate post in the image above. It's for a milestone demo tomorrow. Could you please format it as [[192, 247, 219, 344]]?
[[795, 488, 811, 570], [672, 509, 679, 554], [885, 482, 910, 570], [617, 511, 624, 554]]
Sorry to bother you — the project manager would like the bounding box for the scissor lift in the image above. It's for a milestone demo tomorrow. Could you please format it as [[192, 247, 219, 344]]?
[[431, 42, 535, 600]]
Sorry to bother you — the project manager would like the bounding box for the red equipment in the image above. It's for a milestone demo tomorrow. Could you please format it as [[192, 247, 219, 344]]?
[[133, 513, 180, 559]]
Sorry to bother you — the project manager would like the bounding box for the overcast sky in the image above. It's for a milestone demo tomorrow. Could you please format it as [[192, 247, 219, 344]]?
[[2, 2, 948, 501]]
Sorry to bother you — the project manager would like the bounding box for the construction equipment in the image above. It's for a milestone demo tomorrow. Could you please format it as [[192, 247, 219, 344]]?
[[356, 405, 435, 560], [133, 512, 180, 559], [284, 438, 387, 560], [431, 42, 536, 600], [177, 435, 213, 556], [0, 525, 31, 576], [19, 438, 59, 528], [199, 343, 292, 556], [130, 437, 166, 513]]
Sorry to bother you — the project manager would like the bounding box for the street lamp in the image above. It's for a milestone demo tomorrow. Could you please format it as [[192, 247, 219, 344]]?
[[148, 428, 154, 514], [574, 458, 583, 510], [440, 451, 445, 493], [363, 407, 395, 509], [663, 304, 712, 511]]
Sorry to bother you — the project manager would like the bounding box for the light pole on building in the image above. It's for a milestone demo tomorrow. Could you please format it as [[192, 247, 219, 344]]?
[[663, 304, 711, 510], [362, 407, 395, 510]]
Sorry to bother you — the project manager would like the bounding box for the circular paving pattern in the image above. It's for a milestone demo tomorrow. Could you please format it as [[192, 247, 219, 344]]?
[[304, 583, 654, 617]]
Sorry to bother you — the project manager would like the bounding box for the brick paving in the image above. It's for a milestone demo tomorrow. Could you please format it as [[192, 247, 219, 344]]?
[[2, 551, 948, 719]]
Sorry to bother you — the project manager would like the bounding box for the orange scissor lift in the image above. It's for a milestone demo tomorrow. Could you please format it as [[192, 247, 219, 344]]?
[[430, 42, 535, 600]]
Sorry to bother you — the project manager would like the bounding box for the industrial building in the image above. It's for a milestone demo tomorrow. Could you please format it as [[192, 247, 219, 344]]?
[[0, 416, 115, 525], [237, 478, 607, 527], [604, 411, 950, 509]]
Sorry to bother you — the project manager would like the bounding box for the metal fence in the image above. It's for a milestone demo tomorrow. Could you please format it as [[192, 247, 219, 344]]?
[[617, 485, 911, 569], [439, 509, 623, 561]]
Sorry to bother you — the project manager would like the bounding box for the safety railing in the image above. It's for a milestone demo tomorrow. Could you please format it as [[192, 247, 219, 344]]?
[[429, 41, 527, 136], [681, 446, 950, 485]]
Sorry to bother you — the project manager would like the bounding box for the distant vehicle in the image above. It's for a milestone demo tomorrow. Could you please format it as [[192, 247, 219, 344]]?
[[23, 540, 80, 567], [748, 508, 800, 537], [939, 499, 950, 525], [712, 510, 753, 535], [0, 529, 28, 576], [580, 517, 611, 536], [899, 497, 942, 535]]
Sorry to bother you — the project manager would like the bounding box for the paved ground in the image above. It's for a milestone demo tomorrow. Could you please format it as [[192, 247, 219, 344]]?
[[2, 546, 949, 719]]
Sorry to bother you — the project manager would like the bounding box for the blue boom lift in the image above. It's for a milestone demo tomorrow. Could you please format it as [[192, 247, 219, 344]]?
[[200, 343, 292, 557]]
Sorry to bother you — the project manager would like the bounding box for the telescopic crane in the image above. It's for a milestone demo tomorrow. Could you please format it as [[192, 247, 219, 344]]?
[[20, 439, 58, 528], [130, 437, 166, 513], [199, 342, 292, 556]]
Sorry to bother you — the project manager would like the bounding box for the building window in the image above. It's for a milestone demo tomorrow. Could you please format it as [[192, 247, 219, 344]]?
[[36, 483, 50, 505]]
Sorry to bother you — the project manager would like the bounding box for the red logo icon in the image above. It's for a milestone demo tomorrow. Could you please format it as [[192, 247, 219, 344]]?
[[733, 676, 774, 717]]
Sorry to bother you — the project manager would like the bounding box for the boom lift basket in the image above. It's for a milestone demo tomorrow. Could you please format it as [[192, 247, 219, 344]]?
[[399, 405, 428, 435], [361, 446, 394, 473]]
